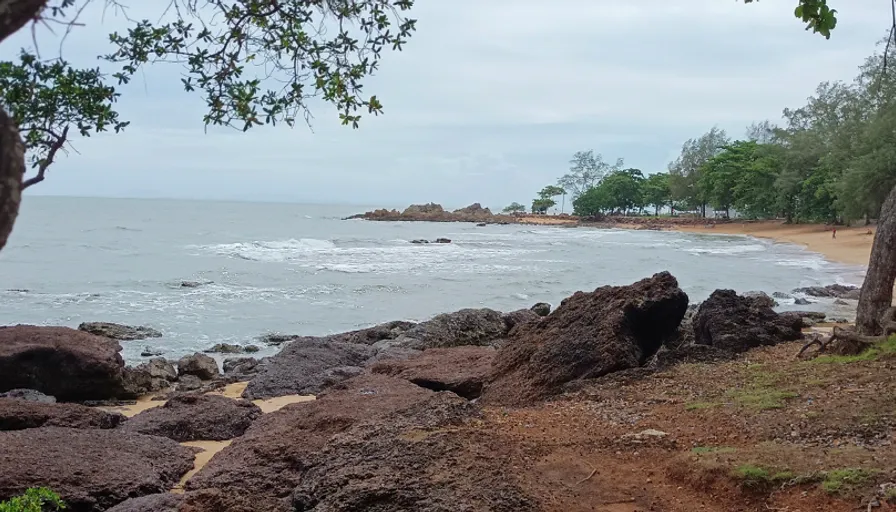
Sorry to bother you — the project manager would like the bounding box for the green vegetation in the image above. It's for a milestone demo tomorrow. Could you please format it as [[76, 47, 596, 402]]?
[[0, 488, 65, 512], [732, 465, 796, 488], [821, 468, 876, 495], [529, 31, 896, 225], [691, 446, 737, 455], [810, 336, 896, 364], [685, 401, 719, 411], [502, 202, 526, 214]]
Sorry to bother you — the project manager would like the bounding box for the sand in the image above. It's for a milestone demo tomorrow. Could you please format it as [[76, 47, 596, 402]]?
[[671, 221, 873, 267]]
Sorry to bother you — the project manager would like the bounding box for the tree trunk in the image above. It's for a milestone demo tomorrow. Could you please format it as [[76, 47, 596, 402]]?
[[0, 0, 47, 42], [856, 184, 896, 335], [0, 107, 25, 252]]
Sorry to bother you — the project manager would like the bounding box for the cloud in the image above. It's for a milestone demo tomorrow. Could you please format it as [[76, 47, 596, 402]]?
[[1, 1, 887, 209]]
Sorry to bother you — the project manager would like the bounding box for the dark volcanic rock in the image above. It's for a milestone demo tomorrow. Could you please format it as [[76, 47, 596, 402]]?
[[0, 427, 196, 511], [530, 302, 552, 317], [177, 374, 203, 392], [123, 358, 178, 394], [107, 494, 182, 512], [370, 346, 495, 399], [483, 272, 689, 405], [693, 289, 803, 353], [0, 326, 128, 402], [78, 322, 162, 341], [794, 297, 812, 305], [122, 394, 261, 442], [243, 339, 375, 399], [320, 320, 417, 345], [187, 374, 436, 512], [0, 398, 125, 431], [204, 343, 247, 354], [258, 333, 298, 346], [502, 308, 541, 332], [772, 291, 793, 300], [646, 343, 731, 369], [792, 284, 861, 300], [389, 308, 509, 350], [177, 353, 220, 380], [140, 347, 165, 357], [0, 389, 55, 403], [743, 291, 778, 308], [291, 393, 535, 512], [223, 357, 260, 377]]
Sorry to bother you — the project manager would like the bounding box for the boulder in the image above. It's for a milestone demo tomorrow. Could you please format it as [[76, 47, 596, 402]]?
[[0, 427, 195, 511], [772, 291, 793, 300], [693, 289, 803, 353], [122, 394, 261, 442], [370, 346, 496, 399], [0, 389, 55, 403], [204, 343, 245, 354], [0, 326, 128, 402], [291, 394, 535, 512], [502, 308, 541, 332], [257, 333, 297, 346], [433, 237, 451, 244], [530, 302, 552, 317], [402, 203, 446, 218], [140, 347, 164, 357], [186, 374, 436, 512], [792, 284, 861, 300], [123, 358, 178, 394], [78, 322, 162, 341], [243, 339, 374, 399], [222, 357, 260, 377], [483, 272, 689, 405], [0, 398, 125, 431], [177, 353, 219, 380], [794, 297, 811, 305], [389, 308, 509, 350], [743, 291, 778, 308], [177, 374, 204, 392]]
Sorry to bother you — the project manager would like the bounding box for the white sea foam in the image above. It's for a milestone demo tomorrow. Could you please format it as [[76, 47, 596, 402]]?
[[685, 244, 767, 255]]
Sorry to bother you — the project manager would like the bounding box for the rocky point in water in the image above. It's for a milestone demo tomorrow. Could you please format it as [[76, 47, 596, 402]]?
[[346, 202, 514, 224], [78, 322, 162, 341], [483, 271, 689, 405]]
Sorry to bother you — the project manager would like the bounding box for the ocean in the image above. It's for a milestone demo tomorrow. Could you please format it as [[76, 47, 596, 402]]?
[[0, 196, 866, 363]]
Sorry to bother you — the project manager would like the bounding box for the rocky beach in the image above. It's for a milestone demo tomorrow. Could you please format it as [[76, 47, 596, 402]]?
[[2, 258, 892, 511]]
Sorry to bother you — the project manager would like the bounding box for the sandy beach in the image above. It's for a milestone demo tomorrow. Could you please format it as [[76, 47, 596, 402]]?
[[672, 221, 873, 267]]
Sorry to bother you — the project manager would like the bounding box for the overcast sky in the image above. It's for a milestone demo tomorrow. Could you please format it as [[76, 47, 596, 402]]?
[[1, 1, 887, 209]]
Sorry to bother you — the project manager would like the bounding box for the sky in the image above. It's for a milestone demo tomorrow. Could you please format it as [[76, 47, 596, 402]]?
[[1, 1, 888, 209]]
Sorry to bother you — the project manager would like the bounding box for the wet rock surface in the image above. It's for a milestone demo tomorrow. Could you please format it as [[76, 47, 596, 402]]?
[[792, 284, 861, 300], [693, 289, 803, 353], [77, 322, 162, 341], [370, 346, 496, 399], [123, 358, 178, 394], [484, 272, 689, 405], [391, 308, 509, 350], [0, 326, 128, 401], [222, 357, 260, 378], [122, 394, 261, 441], [187, 374, 436, 511], [0, 398, 125, 431], [0, 427, 196, 511]]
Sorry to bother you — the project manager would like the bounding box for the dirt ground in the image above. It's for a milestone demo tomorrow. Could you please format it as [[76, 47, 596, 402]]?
[[467, 337, 896, 512]]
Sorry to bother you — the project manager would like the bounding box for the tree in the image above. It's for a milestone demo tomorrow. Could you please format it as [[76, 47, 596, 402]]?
[[531, 198, 555, 214], [572, 186, 610, 217], [0, 0, 418, 253], [557, 150, 623, 200], [642, 172, 671, 216], [668, 127, 729, 217], [502, 202, 526, 214]]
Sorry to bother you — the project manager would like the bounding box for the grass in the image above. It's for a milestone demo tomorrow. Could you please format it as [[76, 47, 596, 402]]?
[[691, 446, 736, 455], [820, 468, 876, 495], [732, 465, 795, 488], [725, 366, 798, 410], [685, 401, 719, 411], [810, 336, 896, 365]]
